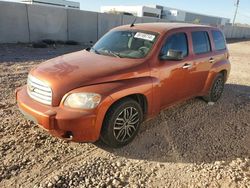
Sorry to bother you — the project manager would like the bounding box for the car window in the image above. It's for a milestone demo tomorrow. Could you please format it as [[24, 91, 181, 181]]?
[[91, 30, 158, 59], [192, 31, 211, 54], [160, 32, 188, 58], [212, 30, 226, 51]]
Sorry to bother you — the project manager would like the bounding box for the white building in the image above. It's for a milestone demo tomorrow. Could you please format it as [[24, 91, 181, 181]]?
[[155, 5, 230, 26], [101, 5, 230, 26], [101, 6, 161, 18], [21, 0, 80, 9]]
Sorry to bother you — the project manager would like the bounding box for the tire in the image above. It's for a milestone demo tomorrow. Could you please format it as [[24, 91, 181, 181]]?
[[101, 98, 143, 148], [203, 73, 225, 102]]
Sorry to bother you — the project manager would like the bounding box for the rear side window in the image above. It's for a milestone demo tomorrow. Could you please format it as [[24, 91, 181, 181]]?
[[160, 32, 188, 58], [212, 30, 226, 51], [192, 31, 211, 54]]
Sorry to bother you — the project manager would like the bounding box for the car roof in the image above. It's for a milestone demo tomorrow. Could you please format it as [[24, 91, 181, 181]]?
[[112, 22, 217, 34]]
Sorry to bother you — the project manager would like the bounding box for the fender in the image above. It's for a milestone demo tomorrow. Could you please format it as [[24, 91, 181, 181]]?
[[61, 76, 155, 140], [108, 76, 162, 120], [202, 59, 231, 95], [108, 77, 154, 114]]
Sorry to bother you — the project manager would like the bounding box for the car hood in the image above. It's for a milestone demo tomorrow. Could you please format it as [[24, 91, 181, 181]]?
[[30, 50, 149, 106]]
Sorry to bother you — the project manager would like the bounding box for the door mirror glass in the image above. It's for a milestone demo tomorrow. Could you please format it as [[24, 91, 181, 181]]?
[[160, 49, 184, 61]]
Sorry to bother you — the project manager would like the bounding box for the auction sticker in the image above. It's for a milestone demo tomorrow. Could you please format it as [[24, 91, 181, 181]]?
[[134, 32, 155, 41]]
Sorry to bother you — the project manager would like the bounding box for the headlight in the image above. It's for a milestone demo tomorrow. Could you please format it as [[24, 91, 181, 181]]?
[[64, 93, 101, 109]]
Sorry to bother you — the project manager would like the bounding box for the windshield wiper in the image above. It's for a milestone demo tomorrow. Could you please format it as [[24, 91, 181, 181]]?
[[90, 47, 100, 54], [107, 50, 122, 58], [91, 48, 122, 58]]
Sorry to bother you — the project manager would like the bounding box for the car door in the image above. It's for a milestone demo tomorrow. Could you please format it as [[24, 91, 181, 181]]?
[[157, 32, 194, 109], [210, 29, 230, 74], [185, 30, 214, 96]]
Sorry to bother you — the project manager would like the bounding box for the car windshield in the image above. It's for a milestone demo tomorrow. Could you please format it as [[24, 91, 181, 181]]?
[[90, 30, 158, 59]]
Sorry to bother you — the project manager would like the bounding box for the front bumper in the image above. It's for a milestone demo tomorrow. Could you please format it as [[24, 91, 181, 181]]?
[[16, 86, 110, 142]]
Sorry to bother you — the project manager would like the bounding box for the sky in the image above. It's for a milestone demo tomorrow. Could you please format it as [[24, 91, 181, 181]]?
[[2, 0, 250, 24]]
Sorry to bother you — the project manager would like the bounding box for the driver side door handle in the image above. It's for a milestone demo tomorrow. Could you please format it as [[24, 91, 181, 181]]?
[[209, 58, 215, 63], [182, 63, 192, 69]]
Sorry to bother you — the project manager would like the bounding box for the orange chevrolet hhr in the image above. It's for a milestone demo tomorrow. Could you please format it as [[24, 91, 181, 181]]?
[[16, 23, 230, 148]]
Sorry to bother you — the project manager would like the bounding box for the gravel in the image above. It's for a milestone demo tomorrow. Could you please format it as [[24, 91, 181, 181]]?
[[0, 42, 249, 187]]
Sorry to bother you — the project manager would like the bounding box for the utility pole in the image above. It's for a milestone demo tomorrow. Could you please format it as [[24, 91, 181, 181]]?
[[232, 0, 240, 26]]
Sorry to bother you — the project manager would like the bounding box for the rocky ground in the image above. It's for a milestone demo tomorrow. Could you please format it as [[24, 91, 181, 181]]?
[[0, 42, 249, 188]]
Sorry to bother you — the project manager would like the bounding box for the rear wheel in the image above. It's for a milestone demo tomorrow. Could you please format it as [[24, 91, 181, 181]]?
[[203, 73, 225, 102], [101, 98, 143, 148]]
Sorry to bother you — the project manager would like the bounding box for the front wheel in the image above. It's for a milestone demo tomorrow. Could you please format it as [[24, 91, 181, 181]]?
[[203, 73, 225, 102], [101, 98, 143, 148]]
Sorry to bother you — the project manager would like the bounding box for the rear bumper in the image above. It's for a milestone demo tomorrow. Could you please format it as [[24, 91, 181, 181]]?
[[16, 86, 112, 142]]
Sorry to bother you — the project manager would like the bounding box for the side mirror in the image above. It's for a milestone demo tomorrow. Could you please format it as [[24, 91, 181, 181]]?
[[85, 47, 91, 51], [160, 49, 184, 61]]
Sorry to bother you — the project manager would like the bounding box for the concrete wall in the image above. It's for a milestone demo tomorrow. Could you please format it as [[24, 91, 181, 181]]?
[[142, 17, 160, 23], [27, 5, 67, 41], [122, 15, 142, 25], [0, 1, 250, 44], [221, 25, 250, 39], [97, 13, 122, 38], [0, 1, 29, 43], [68, 10, 98, 44]]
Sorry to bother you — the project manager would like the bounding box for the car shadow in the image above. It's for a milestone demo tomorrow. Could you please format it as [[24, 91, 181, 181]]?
[[96, 83, 250, 164]]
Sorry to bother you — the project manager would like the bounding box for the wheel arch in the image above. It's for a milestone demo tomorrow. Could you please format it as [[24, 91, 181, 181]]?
[[219, 69, 228, 82], [107, 93, 148, 119], [89, 77, 154, 141], [202, 67, 229, 95]]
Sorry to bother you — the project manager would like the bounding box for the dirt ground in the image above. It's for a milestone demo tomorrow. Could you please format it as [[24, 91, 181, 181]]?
[[0, 42, 249, 188]]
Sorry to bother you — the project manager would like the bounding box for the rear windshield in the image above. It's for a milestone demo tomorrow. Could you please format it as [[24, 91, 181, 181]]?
[[212, 30, 226, 51], [91, 30, 158, 59]]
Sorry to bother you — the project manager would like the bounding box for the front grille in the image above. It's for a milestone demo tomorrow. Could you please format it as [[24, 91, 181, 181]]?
[[27, 75, 52, 105]]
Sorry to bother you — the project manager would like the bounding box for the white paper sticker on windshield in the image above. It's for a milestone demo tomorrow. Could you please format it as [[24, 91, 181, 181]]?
[[134, 32, 155, 41]]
